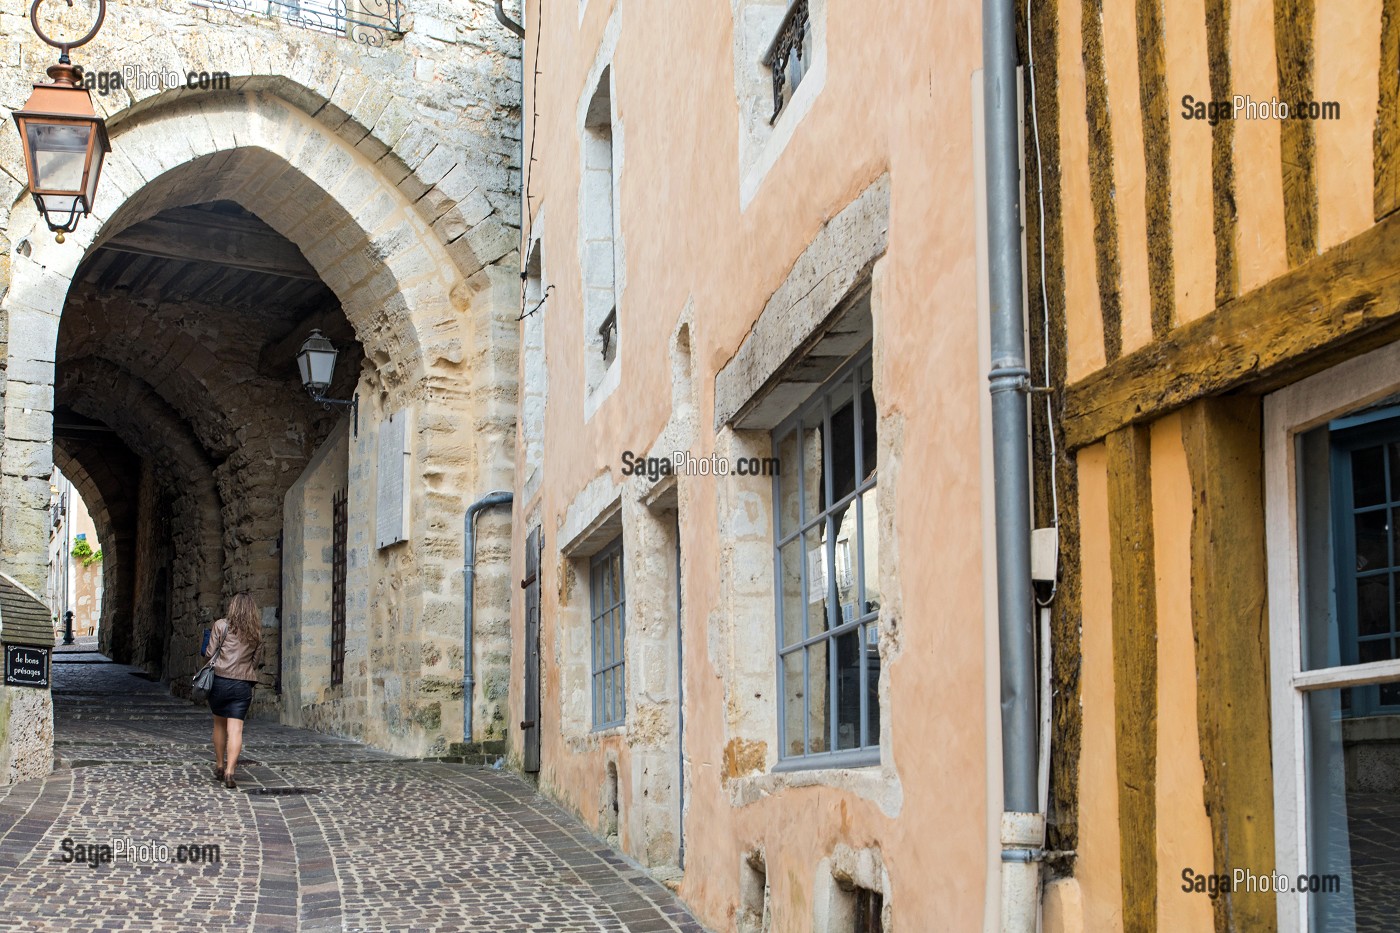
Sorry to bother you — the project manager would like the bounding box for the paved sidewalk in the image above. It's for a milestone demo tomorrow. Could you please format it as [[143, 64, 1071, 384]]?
[[0, 658, 706, 932]]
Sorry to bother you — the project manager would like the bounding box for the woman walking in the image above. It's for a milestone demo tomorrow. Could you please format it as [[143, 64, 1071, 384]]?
[[204, 594, 264, 789]]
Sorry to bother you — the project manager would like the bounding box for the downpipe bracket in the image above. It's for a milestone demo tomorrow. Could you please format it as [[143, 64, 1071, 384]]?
[[988, 365, 1032, 396]]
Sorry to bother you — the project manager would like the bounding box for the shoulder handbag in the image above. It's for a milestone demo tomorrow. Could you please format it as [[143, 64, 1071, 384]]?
[[192, 625, 227, 701]]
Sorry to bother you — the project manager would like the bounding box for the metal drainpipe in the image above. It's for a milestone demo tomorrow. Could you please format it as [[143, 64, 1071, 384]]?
[[463, 491, 513, 744], [982, 0, 1044, 927]]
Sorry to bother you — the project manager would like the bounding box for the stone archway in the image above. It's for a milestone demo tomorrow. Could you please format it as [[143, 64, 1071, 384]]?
[[57, 358, 225, 679], [51, 424, 139, 660], [1, 82, 519, 769]]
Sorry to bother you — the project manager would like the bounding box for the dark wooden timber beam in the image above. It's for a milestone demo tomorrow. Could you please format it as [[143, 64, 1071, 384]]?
[[1062, 210, 1400, 450], [258, 305, 356, 378], [99, 209, 319, 281]]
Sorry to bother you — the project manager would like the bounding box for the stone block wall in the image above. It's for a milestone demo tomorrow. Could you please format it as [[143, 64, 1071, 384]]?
[[0, 0, 524, 777]]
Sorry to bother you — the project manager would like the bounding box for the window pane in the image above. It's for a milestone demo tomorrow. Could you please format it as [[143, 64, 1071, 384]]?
[[605, 668, 615, 723], [1358, 575, 1391, 638], [828, 377, 857, 503], [858, 489, 880, 617], [1355, 509, 1389, 574], [614, 666, 625, 721], [1304, 683, 1400, 930], [800, 411, 826, 518], [831, 500, 857, 622], [859, 361, 876, 482], [835, 628, 860, 751], [1358, 638, 1394, 665], [775, 428, 802, 536], [614, 605, 624, 657], [1383, 677, 1400, 708], [806, 529, 831, 635], [1299, 425, 1338, 671], [806, 642, 829, 754], [865, 620, 881, 747], [1352, 444, 1387, 507], [781, 650, 804, 757], [779, 537, 805, 647]]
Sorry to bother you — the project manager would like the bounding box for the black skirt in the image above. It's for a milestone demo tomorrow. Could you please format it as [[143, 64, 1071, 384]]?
[[208, 675, 254, 720]]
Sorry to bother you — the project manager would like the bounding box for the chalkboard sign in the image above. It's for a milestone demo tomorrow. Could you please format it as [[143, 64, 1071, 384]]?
[[3, 644, 50, 689]]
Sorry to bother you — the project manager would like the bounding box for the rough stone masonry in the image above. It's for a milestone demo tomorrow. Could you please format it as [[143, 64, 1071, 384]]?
[[0, 0, 524, 782]]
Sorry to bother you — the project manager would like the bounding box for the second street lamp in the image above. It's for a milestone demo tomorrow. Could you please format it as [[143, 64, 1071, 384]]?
[[13, 0, 110, 243], [297, 329, 359, 436]]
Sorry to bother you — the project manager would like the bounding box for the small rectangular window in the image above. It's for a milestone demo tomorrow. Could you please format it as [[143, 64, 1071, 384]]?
[[590, 538, 626, 729], [762, 0, 812, 124], [773, 347, 879, 767]]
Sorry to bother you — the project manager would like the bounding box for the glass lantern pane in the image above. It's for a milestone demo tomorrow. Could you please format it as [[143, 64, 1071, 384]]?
[[83, 142, 105, 209], [34, 192, 80, 218], [309, 349, 337, 387], [26, 123, 90, 192]]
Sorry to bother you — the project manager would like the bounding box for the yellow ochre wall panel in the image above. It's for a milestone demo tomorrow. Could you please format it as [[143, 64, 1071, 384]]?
[[1075, 443, 1125, 933]]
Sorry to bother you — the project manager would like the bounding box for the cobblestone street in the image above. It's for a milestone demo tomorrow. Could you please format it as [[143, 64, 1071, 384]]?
[[0, 654, 706, 932]]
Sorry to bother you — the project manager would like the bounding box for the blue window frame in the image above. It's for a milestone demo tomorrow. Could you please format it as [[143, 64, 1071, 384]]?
[[771, 347, 879, 769], [590, 538, 626, 729], [1330, 406, 1400, 715]]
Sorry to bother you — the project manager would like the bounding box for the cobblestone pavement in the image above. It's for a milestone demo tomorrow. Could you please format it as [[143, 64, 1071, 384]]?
[[0, 657, 708, 932]]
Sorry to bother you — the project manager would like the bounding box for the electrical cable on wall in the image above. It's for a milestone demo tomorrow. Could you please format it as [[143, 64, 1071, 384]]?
[[1026, 0, 1058, 607], [515, 1, 545, 323]]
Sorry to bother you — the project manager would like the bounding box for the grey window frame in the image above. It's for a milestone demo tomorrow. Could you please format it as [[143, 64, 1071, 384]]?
[[771, 346, 879, 771], [590, 537, 626, 730]]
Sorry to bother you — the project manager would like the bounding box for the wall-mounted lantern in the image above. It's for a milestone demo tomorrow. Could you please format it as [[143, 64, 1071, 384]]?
[[12, 0, 110, 243], [297, 329, 358, 435]]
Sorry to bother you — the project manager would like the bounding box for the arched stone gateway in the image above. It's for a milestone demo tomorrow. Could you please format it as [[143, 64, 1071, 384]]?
[[0, 33, 520, 782]]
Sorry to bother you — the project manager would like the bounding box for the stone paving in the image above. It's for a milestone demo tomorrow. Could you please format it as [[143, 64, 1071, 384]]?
[[0, 657, 708, 932]]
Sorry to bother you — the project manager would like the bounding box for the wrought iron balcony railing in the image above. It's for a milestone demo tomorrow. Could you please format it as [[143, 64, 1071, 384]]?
[[194, 0, 403, 46], [762, 0, 810, 124]]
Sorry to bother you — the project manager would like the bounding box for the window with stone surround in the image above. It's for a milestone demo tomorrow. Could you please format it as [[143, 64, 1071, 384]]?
[[521, 236, 548, 499], [581, 67, 620, 399], [772, 345, 879, 769], [762, 0, 811, 124], [590, 537, 626, 729], [733, 0, 828, 207]]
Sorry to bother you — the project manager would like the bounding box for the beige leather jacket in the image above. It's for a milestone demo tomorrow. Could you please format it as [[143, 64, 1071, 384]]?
[[204, 618, 264, 683]]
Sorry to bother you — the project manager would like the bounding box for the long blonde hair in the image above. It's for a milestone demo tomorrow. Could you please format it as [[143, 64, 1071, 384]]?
[[227, 594, 261, 646]]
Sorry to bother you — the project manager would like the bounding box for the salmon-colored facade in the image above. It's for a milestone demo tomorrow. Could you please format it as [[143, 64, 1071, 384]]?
[[510, 1, 1000, 929]]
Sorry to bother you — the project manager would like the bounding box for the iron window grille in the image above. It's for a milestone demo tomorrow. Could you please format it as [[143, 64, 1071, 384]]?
[[599, 307, 618, 365], [193, 0, 404, 46], [590, 538, 626, 729], [772, 347, 879, 770], [331, 488, 347, 687], [762, 0, 811, 124]]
